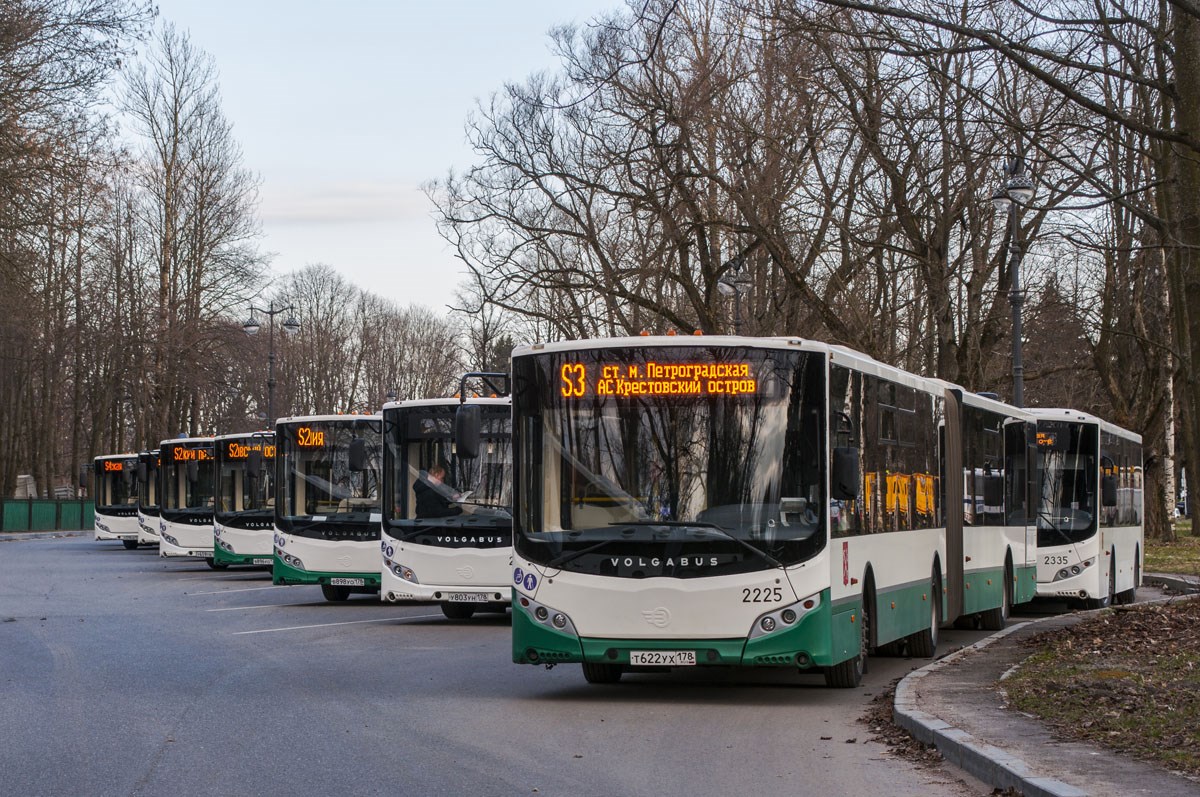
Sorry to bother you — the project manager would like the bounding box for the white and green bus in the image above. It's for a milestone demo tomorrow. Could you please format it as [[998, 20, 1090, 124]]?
[[93, 454, 141, 548], [1031, 409, 1143, 608], [135, 450, 161, 545], [213, 431, 276, 568], [157, 436, 217, 563], [503, 336, 1039, 685], [273, 414, 383, 601], [381, 394, 512, 619]]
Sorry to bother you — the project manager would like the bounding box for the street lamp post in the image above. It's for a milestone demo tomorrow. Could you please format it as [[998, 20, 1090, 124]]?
[[243, 301, 300, 425], [717, 255, 751, 334], [991, 156, 1035, 408]]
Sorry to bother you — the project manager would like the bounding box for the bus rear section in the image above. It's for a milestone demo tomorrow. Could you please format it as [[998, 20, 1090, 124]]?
[[213, 432, 276, 568], [157, 437, 216, 562], [93, 454, 141, 548], [381, 395, 512, 619], [273, 415, 383, 601]]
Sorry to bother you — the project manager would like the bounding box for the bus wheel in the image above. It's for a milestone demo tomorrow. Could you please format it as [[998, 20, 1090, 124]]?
[[582, 662, 622, 684], [122, 540, 139, 550], [825, 594, 869, 688], [441, 602, 476, 620], [321, 584, 351, 602], [206, 557, 228, 570], [979, 562, 1012, 631], [906, 569, 940, 658]]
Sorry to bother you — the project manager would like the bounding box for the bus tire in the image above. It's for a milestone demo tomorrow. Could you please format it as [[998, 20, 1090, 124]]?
[[979, 559, 1012, 631], [122, 540, 139, 550], [825, 587, 870, 688], [206, 557, 228, 570], [582, 662, 622, 684], [321, 584, 351, 602], [441, 602, 476, 620], [906, 568, 940, 658]]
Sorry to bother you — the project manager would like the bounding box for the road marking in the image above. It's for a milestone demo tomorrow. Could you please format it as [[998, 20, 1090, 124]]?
[[205, 603, 311, 612], [188, 585, 286, 595], [233, 613, 443, 635]]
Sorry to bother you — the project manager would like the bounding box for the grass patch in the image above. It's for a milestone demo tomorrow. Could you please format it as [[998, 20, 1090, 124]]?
[[1004, 600, 1200, 777], [1145, 530, 1200, 576]]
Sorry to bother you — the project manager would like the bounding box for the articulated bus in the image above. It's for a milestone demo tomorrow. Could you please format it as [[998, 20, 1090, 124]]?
[[946, 388, 1039, 628], [273, 414, 383, 601], [158, 436, 217, 563], [381, 395, 513, 619], [1032, 409, 1143, 608], [93, 454, 141, 548], [504, 336, 1040, 686], [135, 450, 161, 545], [213, 431, 276, 569]]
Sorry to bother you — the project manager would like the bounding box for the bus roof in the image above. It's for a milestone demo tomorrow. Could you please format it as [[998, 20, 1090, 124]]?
[[212, 430, 275, 444], [382, 396, 510, 412], [1028, 407, 1142, 444], [157, 436, 215, 448], [275, 413, 381, 425], [93, 453, 138, 462]]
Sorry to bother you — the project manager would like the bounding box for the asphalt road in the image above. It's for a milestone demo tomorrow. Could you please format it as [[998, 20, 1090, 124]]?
[[1, 536, 998, 797]]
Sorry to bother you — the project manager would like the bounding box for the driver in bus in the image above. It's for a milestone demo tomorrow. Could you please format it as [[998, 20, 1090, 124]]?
[[414, 465, 463, 518]]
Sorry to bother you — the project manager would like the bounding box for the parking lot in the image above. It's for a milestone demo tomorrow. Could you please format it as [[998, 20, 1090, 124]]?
[[1, 536, 995, 796]]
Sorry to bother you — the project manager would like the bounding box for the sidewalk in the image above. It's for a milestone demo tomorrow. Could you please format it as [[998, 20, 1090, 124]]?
[[897, 576, 1200, 797]]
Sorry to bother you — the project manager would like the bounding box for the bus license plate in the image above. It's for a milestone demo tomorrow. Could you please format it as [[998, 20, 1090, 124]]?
[[252, 558, 272, 565], [329, 578, 364, 586], [629, 650, 696, 666], [447, 592, 489, 603]]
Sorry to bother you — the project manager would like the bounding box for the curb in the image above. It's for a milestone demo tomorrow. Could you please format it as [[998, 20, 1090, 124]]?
[[1145, 572, 1200, 595], [894, 622, 1089, 797]]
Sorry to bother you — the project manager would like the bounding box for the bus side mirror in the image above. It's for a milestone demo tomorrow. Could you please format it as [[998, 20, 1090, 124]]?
[[138, 463, 148, 483], [983, 474, 1004, 507], [831, 447, 860, 501], [348, 438, 369, 471], [187, 460, 198, 482], [455, 404, 482, 459], [247, 450, 263, 479], [1102, 474, 1118, 507]]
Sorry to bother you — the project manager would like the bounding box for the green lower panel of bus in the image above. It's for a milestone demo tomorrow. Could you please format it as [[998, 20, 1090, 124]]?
[[213, 546, 273, 567], [1014, 564, 1037, 604], [960, 565, 1006, 616], [513, 590, 851, 669], [272, 555, 380, 589]]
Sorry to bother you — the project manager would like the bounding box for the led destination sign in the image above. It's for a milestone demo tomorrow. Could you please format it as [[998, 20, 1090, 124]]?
[[103, 460, 126, 472], [172, 447, 212, 462], [296, 427, 325, 448], [226, 441, 276, 460], [560, 361, 758, 399]]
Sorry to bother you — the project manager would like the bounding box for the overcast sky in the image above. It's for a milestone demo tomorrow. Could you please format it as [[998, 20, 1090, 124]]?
[[151, 0, 621, 313]]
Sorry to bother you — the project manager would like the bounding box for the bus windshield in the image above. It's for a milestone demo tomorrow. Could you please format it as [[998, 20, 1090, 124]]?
[[385, 402, 512, 531], [216, 434, 275, 520], [138, 452, 159, 511], [95, 458, 138, 509], [513, 346, 826, 577], [1036, 420, 1098, 545], [278, 419, 381, 521], [161, 443, 215, 513]]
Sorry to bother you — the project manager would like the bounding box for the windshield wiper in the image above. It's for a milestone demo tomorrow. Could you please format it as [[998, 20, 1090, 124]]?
[[547, 536, 623, 569], [1037, 510, 1079, 547], [613, 521, 785, 569]]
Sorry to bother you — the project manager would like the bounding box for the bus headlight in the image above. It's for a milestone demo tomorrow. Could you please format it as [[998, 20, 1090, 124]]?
[[519, 596, 577, 637], [392, 564, 418, 583], [749, 593, 821, 640], [1051, 557, 1095, 583]]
